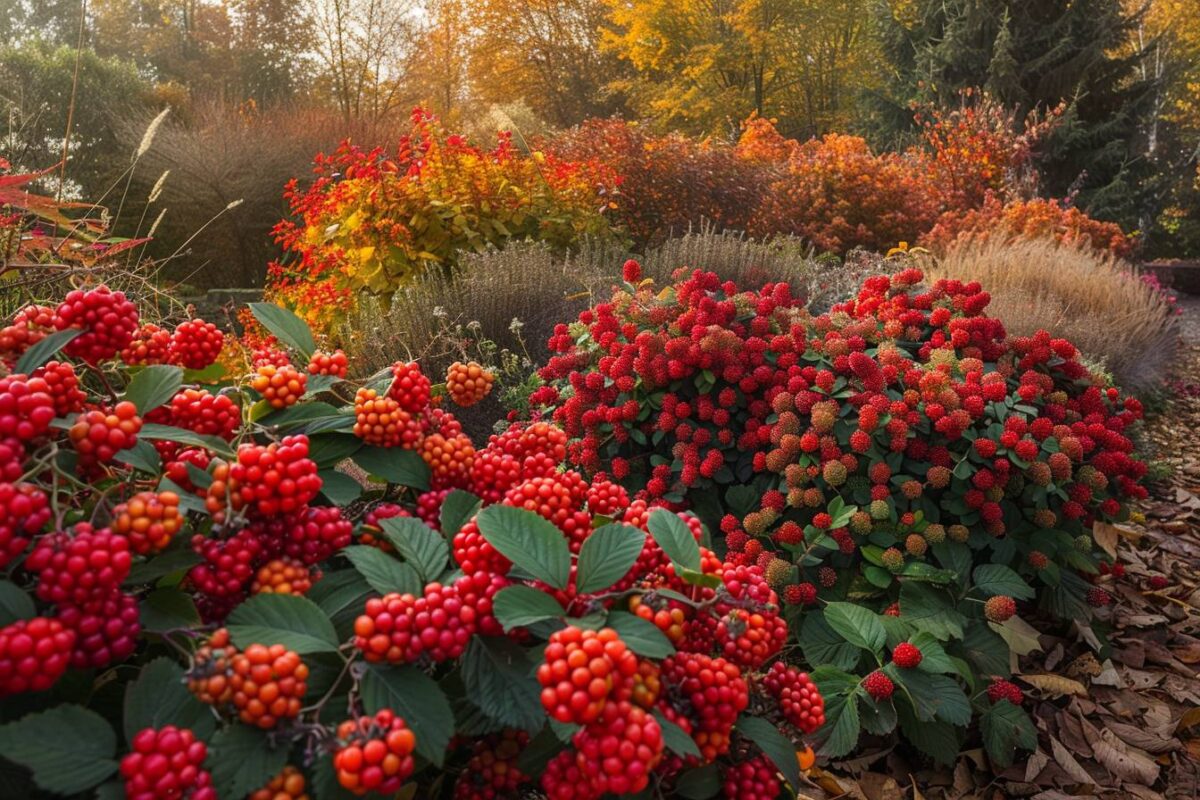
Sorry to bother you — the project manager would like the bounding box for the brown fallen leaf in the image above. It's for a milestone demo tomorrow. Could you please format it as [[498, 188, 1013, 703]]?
[[858, 772, 902, 800], [1020, 673, 1089, 698], [1107, 721, 1179, 754], [1175, 706, 1200, 733], [1048, 736, 1094, 785], [1091, 729, 1161, 785], [1023, 748, 1050, 783], [1093, 521, 1121, 558]]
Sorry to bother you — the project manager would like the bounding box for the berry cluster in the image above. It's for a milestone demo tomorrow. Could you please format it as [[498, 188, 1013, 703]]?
[[0, 482, 50, 568], [231, 435, 322, 517], [168, 318, 225, 369], [761, 662, 825, 733], [55, 285, 139, 363], [250, 766, 310, 800], [112, 491, 183, 554], [230, 643, 309, 728], [122, 323, 172, 365], [252, 558, 317, 595], [0, 617, 75, 696], [536, 626, 640, 724], [67, 401, 143, 472], [251, 364, 308, 409], [388, 361, 432, 412], [353, 388, 419, 448], [451, 730, 528, 800], [0, 372, 56, 441], [308, 349, 349, 377], [333, 709, 417, 795], [445, 361, 494, 407], [119, 726, 216, 800]]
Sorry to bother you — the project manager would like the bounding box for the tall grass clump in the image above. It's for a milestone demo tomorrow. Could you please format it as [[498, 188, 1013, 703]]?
[[924, 238, 1179, 391]]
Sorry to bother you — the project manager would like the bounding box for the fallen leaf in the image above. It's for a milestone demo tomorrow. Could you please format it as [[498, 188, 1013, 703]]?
[[992, 617, 1043, 656], [1175, 706, 1200, 733], [1023, 748, 1050, 783], [1093, 521, 1120, 558], [1092, 659, 1126, 687], [1091, 729, 1160, 785], [1107, 721, 1179, 754], [1049, 736, 1094, 785], [1020, 674, 1088, 698], [858, 772, 902, 800]]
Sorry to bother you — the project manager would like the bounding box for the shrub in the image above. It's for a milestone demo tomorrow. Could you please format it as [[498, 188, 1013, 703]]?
[[268, 108, 621, 330], [0, 286, 826, 800], [924, 239, 1179, 391], [750, 134, 942, 254], [536, 261, 1147, 766], [921, 195, 1135, 259]]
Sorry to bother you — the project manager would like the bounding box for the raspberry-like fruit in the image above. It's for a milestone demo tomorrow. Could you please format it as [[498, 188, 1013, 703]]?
[[55, 285, 139, 363], [112, 491, 183, 554], [984, 595, 1017, 623], [571, 700, 663, 795], [388, 361, 431, 413], [762, 662, 826, 733], [451, 730, 529, 800], [231, 435, 322, 517], [57, 591, 141, 668], [0, 482, 50, 568], [26, 524, 132, 608], [353, 388, 420, 448], [68, 401, 143, 471], [659, 653, 748, 761], [0, 373, 56, 441], [862, 670, 894, 700], [32, 360, 86, 417], [714, 608, 788, 670], [251, 766, 310, 800], [881, 547, 904, 572], [1027, 550, 1049, 570], [446, 361, 494, 408], [252, 364, 307, 409], [120, 726, 216, 800], [0, 617, 75, 696], [537, 626, 639, 724], [354, 578, 480, 664], [308, 349, 348, 378], [252, 558, 317, 595], [891, 641, 922, 668], [420, 432, 475, 489], [169, 319, 225, 369], [1086, 586, 1113, 608], [987, 679, 1024, 705], [122, 323, 172, 365], [721, 755, 780, 800], [230, 643, 309, 728], [333, 709, 417, 795]]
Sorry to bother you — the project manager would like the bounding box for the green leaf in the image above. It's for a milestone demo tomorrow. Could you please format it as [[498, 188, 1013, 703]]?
[[823, 602, 886, 653], [859, 694, 898, 736], [674, 764, 720, 800], [909, 631, 956, 674], [898, 581, 965, 640], [342, 545, 422, 596], [575, 523, 645, 594], [140, 588, 200, 632], [318, 470, 362, 506], [817, 690, 862, 758], [378, 517, 449, 583], [138, 423, 234, 457], [606, 612, 675, 658], [14, 328, 81, 374], [249, 302, 316, 358], [0, 705, 118, 794], [962, 621, 1012, 677], [736, 715, 801, 791], [800, 612, 863, 671], [125, 549, 203, 586], [886, 666, 971, 725], [440, 489, 482, 537], [653, 709, 701, 759], [309, 570, 373, 640], [123, 657, 215, 741], [207, 724, 289, 799], [352, 446, 430, 490], [972, 564, 1036, 600], [896, 700, 960, 766], [308, 433, 362, 469], [492, 585, 565, 630], [124, 364, 184, 414], [646, 509, 700, 572], [980, 700, 1037, 769], [476, 505, 570, 589], [461, 637, 545, 733], [226, 593, 339, 654], [360, 665, 455, 766], [116, 439, 162, 474], [0, 580, 35, 625]]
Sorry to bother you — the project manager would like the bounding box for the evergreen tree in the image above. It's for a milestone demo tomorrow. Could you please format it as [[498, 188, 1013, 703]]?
[[873, 0, 1158, 228]]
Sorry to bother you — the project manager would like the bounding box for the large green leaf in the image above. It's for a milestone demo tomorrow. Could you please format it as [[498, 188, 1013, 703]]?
[[352, 446, 430, 490], [379, 517, 449, 582], [980, 700, 1037, 769], [0, 705, 118, 795], [575, 523, 645, 594], [14, 328, 81, 374], [492, 585, 566, 630], [125, 549, 203, 586], [318, 470, 362, 506], [440, 489, 482, 537], [124, 364, 184, 414], [123, 657, 215, 741], [226, 593, 339, 654], [116, 439, 163, 474], [249, 302, 316, 358], [736, 715, 801, 791], [899, 581, 965, 640], [341, 545, 422, 596], [139, 588, 200, 632], [800, 612, 863, 671], [972, 564, 1036, 600], [961, 620, 1012, 678], [886, 665, 971, 725], [308, 569, 374, 639], [138, 423, 234, 457], [476, 505, 570, 589], [460, 637, 545, 733], [896, 700, 961, 766], [646, 509, 700, 572], [674, 764, 720, 800], [360, 665, 455, 766], [0, 580, 35, 625], [816, 689, 861, 758], [606, 611, 675, 658], [909, 631, 956, 675], [207, 724, 290, 799], [654, 710, 701, 759], [822, 602, 886, 653]]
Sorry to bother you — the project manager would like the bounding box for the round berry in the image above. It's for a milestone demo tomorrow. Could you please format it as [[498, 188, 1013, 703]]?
[[120, 726, 216, 800], [333, 709, 416, 796], [0, 617, 75, 696], [55, 285, 139, 363], [984, 595, 1017, 623], [891, 641, 923, 669], [168, 319, 225, 369], [862, 670, 894, 700]]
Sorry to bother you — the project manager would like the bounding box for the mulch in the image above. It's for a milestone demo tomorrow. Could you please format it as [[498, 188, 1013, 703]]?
[[796, 297, 1200, 800]]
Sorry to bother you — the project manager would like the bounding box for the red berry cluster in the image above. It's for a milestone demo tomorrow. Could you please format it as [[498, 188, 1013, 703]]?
[[308, 349, 349, 377], [251, 364, 308, 409], [332, 709, 417, 796], [160, 389, 241, 441], [0, 482, 50, 568], [720, 754, 780, 800], [33, 360, 86, 417], [67, 401, 143, 472], [451, 729, 529, 800], [569, 700, 663, 796], [230, 643, 309, 728], [122, 323, 172, 364], [0, 372, 56, 441], [537, 626, 639, 724], [168, 318, 225, 369], [658, 652, 749, 761], [55, 285, 140, 363], [112, 490, 183, 555], [56, 591, 141, 668], [761, 662, 826, 733], [0, 304, 54, 363], [119, 726, 216, 800], [26, 524, 132, 607], [987, 679, 1024, 705], [231, 435, 322, 517], [0, 617, 75, 696], [446, 361, 494, 407], [862, 670, 894, 700], [388, 361, 432, 413], [891, 641, 923, 668]]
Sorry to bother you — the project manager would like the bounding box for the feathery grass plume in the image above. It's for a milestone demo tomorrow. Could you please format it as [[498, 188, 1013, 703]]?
[[146, 208, 166, 238], [135, 108, 171, 160], [147, 171, 170, 203], [923, 237, 1179, 391]]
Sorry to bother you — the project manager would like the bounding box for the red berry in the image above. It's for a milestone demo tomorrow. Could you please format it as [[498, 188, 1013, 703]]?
[[55, 285, 139, 363], [0, 617, 75, 696], [0, 482, 50, 567], [168, 319, 225, 369], [388, 361, 431, 413], [721, 754, 780, 800], [536, 626, 639, 725], [230, 435, 322, 517], [1086, 587, 1113, 608], [122, 323, 172, 365], [333, 709, 416, 795], [57, 591, 141, 668], [891, 641, 923, 669], [26, 524, 132, 608], [862, 670, 894, 700], [308, 349, 348, 377], [67, 401, 143, 472], [161, 388, 240, 440], [987, 679, 1024, 705], [762, 662, 826, 733], [230, 643, 309, 728], [0, 373, 56, 441], [659, 652, 748, 761], [120, 726, 216, 800], [571, 700, 663, 795], [353, 579, 480, 665], [32, 360, 86, 417], [984, 595, 1017, 623]]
